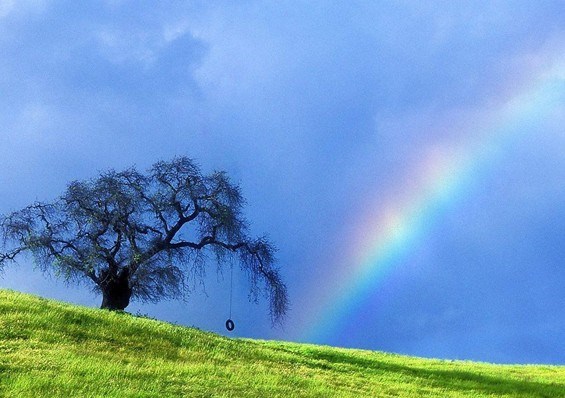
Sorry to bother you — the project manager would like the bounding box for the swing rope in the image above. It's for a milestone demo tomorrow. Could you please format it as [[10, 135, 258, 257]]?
[[225, 264, 235, 331], [229, 264, 233, 319]]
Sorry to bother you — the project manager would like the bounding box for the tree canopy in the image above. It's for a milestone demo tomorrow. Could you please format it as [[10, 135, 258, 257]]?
[[0, 157, 288, 324]]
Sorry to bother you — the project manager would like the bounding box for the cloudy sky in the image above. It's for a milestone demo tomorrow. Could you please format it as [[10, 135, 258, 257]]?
[[1, 1, 563, 364]]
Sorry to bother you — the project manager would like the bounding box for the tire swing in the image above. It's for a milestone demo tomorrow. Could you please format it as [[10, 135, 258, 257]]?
[[225, 264, 235, 332]]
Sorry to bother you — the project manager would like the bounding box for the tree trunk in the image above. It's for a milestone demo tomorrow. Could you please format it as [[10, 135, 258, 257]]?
[[100, 268, 132, 311]]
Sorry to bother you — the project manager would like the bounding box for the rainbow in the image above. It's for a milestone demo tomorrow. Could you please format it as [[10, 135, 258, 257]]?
[[301, 60, 565, 343]]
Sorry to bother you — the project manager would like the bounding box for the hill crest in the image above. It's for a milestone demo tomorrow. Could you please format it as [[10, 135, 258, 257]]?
[[0, 289, 563, 397]]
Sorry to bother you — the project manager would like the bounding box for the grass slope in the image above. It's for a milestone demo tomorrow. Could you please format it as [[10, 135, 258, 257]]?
[[0, 290, 563, 397]]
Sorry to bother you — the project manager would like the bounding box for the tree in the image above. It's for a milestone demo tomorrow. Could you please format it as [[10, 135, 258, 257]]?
[[0, 157, 288, 324]]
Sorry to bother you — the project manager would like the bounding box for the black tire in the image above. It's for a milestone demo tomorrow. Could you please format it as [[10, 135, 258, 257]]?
[[225, 319, 235, 331]]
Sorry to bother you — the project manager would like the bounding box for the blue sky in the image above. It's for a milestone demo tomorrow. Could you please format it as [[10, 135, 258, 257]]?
[[0, 1, 564, 364]]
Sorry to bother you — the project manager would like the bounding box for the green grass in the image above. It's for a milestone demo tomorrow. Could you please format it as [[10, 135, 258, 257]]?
[[0, 290, 563, 397]]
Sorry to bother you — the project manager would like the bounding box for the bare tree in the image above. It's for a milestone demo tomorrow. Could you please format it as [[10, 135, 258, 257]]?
[[0, 157, 288, 324]]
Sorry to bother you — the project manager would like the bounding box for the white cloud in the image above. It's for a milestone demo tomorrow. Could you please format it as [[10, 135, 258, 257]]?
[[0, 0, 46, 19], [95, 27, 158, 66], [0, 0, 15, 18]]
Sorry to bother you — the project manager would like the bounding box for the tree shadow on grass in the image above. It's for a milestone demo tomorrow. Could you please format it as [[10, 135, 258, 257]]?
[[266, 345, 562, 397]]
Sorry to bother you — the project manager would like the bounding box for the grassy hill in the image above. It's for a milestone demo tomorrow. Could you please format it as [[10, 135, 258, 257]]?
[[0, 290, 563, 397]]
